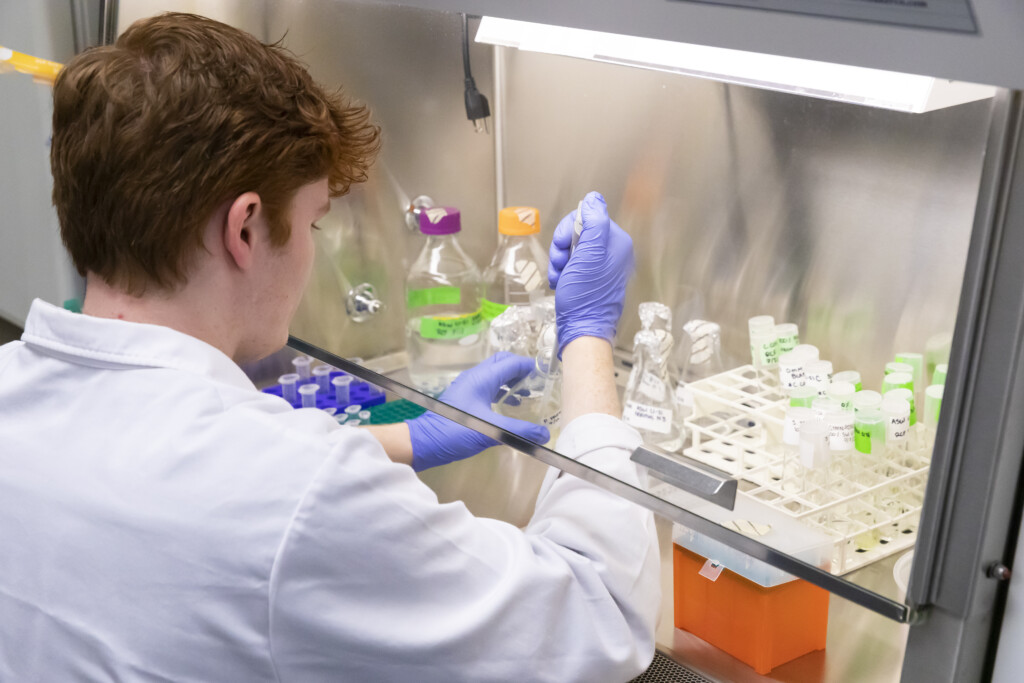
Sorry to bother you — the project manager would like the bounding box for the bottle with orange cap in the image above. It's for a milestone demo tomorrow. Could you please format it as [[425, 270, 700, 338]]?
[[481, 206, 552, 322]]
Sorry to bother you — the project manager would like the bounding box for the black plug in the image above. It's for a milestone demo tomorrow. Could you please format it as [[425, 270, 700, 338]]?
[[462, 14, 490, 133]]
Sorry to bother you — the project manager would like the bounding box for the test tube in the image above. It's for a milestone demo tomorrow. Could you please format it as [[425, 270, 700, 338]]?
[[881, 371, 914, 396], [805, 360, 833, 397], [886, 387, 917, 426], [854, 407, 885, 458], [278, 373, 300, 404], [851, 389, 884, 411], [811, 397, 843, 423], [782, 406, 814, 485], [313, 364, 334, 393], [748, 315, 778, 372], [291, 356, 313, 379], [827, 381, 857, 411], [774, 323, 799, 355], [779, 350, 809, 390], [298, 383, 319, 408], [788, 385, 817, 408], [924, 384, 944, 429], [881, 395, 911, 450], [832, 370, 862, 392], [332, 375, 353, 405], [825, 410, 855, 475], [884, 361, 914, 377], [932, 363, 948, 386], [895, 353, 924, 395], [792, 344, 820, 362], [799, 419, 830, 494]]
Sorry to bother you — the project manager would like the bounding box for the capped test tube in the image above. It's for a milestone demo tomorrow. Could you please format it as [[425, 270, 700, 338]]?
[[854, 407, 885, 457], [895, 353, 924, 395], [832, 370, 862, 392], [827, 381, 857, 411], [774, 323, 799, 355], [788, 385, 817, 408], [313, 364, 334, 393], [805, 360, 833, 397], [779, 348, 813, 390], [298, 383, 319, 408], [932, 363, 948, 386], [884, 361, 914, 377], [748, 315, 778, 371], [852, 390, 883, 414], [799, 419, 830, 493], [278, 373, 300, 404], [886, 387, 917, 426], [332, 375, 353, 405], [881, 395, 911, 449], [881, 372, 914, 396], [782, 406, 815, 484], [291, 356, 313, 379]]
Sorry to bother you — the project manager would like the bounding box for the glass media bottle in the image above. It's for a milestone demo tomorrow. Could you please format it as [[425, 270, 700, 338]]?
[[405, 207, 486, 396], [482, 206, 551, 322]]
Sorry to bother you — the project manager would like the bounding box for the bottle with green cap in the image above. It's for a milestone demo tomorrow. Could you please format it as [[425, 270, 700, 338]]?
[[405, 206, 486, 396], [482, 206, 551, 321]]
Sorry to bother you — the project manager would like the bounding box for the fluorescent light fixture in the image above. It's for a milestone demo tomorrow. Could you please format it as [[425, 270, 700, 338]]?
[[475, 17, 995, 113]]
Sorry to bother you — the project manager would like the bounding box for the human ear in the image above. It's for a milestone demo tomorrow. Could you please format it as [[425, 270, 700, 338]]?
[[223, 192, 263, 271]]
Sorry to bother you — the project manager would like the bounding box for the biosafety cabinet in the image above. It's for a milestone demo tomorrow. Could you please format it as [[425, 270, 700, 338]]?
[[25, 0, 1024, 680]]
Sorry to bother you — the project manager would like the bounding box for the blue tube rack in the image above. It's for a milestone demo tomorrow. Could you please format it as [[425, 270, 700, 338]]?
[[262, 371, 386, 412]]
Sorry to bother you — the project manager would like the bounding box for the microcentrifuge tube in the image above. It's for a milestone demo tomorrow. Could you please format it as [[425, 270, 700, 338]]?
[[332, 375, 353, 404], [346, 419, 362, 426], [298, 383, 319, 408], [278, 373, 300, 404], [344, 404, 362, 416], [292, 356, 312, 379], [358, 410, 371, 421], [313, 365, 334, 392]]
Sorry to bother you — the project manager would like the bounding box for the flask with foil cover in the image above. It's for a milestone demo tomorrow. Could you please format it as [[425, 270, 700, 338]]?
[[405, 207, 486, 396]]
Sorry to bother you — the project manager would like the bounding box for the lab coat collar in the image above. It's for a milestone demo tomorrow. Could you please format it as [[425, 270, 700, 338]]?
[[21, 298, 256, 391]]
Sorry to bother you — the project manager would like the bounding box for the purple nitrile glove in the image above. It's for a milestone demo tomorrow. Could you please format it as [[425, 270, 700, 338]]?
[[406, 352, 551, 471], [548, 191, 634, 358]]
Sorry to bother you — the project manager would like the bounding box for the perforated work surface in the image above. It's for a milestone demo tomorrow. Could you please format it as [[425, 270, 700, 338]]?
[[630, 650, 715, 683]]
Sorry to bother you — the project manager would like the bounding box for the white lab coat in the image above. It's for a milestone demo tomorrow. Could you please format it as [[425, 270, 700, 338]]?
[[0, 300, 660, 682]]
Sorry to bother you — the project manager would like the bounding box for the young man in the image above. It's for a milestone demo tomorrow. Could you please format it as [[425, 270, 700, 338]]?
[[0, 12, 660, 682]]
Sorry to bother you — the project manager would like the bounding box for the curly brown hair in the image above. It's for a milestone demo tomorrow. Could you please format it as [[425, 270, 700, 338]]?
[[51, 12, 380, 295]]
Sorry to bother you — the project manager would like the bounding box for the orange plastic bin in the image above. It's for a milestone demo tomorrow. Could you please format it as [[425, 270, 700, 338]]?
[[673, 533, 830, 675]]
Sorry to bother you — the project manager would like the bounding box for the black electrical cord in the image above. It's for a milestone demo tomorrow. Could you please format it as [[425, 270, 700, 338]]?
[[461, 13, 490, 133]]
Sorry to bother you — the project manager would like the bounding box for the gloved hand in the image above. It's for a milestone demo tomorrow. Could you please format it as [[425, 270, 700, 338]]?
[[548, 191, 634, 358], [406, 352, 551, 471]]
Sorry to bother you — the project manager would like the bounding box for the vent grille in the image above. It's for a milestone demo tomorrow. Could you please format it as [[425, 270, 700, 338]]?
[[630, 650, 715, 683]]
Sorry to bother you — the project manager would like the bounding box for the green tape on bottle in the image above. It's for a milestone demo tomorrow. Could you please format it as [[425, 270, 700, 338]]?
[[407, 286, 461, 309], [419, 310, 484, 340], [481, 298, 510, 320]]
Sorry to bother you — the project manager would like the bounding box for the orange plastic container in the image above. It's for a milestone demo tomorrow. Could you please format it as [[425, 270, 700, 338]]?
[[673, 543, 829, 674]]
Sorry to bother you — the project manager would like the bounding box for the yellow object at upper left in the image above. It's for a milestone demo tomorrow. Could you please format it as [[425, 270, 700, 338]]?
[[0, 45, 63, 85]]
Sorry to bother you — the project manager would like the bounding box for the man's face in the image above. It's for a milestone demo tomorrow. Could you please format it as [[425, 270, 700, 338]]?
[[244, 177, 331, 362]]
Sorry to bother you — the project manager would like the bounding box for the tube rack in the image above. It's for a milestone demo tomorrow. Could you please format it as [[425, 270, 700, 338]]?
[[681, 365, 929, 575]]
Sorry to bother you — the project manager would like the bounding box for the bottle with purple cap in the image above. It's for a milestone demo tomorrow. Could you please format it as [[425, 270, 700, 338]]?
[[405, 206, 486, 396]]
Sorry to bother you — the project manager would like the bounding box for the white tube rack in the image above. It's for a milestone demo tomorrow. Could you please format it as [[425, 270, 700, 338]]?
[[682, 365, 929, 575]]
